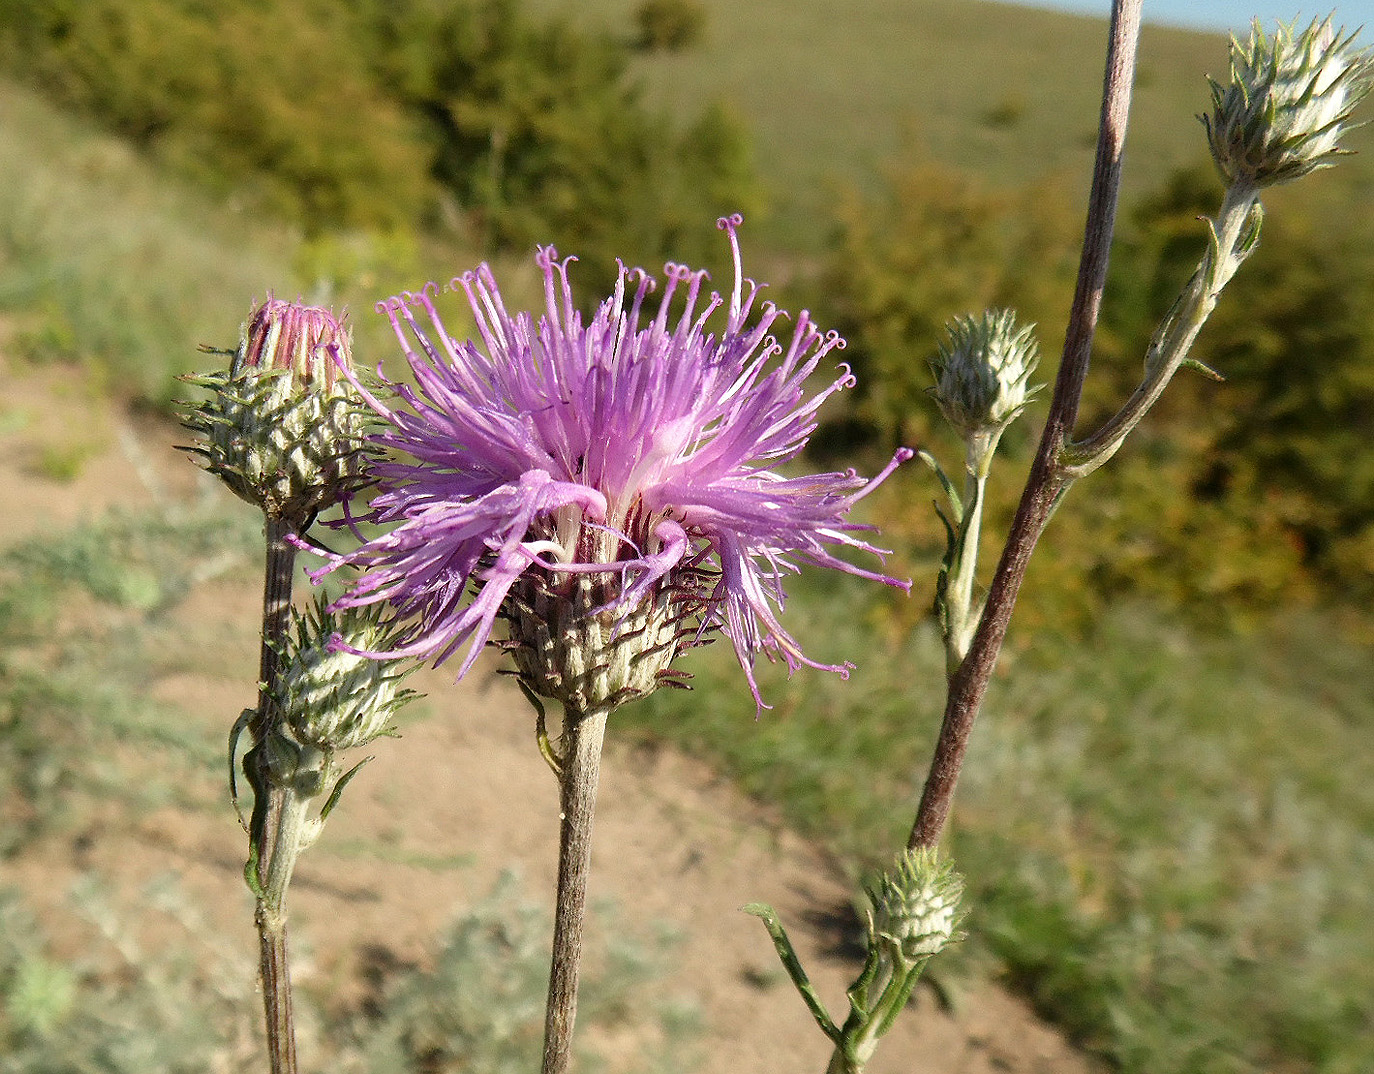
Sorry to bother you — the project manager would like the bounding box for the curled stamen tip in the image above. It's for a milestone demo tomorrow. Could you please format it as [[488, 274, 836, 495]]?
[[716, 213, 744, 231], [397, 286, 436, 306]]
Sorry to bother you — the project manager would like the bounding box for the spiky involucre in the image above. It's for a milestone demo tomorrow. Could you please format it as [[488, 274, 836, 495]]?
[[1204, 16, 1374, 188], [866, 847, 965, 965], [929, 309, 1041, 439], [182, 299, 372, 524], [275, 599, 419, 753]]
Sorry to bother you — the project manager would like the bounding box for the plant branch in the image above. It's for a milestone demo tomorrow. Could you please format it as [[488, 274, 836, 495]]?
[[908, 0, 1143, 850], [252, 516, 299, 1074], [1062, 180, 1260, 477], [541, 706, 609, 1074]]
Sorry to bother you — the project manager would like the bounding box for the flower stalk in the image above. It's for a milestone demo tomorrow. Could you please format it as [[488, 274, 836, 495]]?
[[924, 310, 1041, 673], [183, 297, 407, 1074], [942, 444, 987, 671], [541, 706, 609, 1074], [1060, 178, 1260, 479], [248, 517, 300, 1074]]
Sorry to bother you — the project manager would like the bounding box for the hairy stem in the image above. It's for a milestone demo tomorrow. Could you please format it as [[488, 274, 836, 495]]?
[[944, 432, 994, 675], [256, 905, 295, 1074], [541, 707, 609, 1074], [1063, 180, 1259, 477], [253, 516, 299, 1074], [908, 0, 1143, 850]]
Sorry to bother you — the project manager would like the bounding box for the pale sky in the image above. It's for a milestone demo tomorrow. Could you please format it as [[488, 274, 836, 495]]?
[[1015, 1, 1374, 33]]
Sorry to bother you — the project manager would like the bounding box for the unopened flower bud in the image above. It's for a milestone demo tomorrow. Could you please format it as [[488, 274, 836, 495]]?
[[275, 600, 418, 754], [866, 847, 964, 965], [182, 298, 371, 523], [1205, 17, 1374, 189], [929, 309, 1040, 441]]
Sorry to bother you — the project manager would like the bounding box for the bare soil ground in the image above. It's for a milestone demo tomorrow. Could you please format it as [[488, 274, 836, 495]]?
[[0, 356, 1100, 1074]]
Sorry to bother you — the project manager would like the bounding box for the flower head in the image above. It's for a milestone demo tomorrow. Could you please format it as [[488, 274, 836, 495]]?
[[1205, 16, 1374, 188], [315, 216, 911, 714], [866, 847, 965, 966], [274, 599, 419, 754], [929, 309, 1041, 444], [182, 298, 371, 524]]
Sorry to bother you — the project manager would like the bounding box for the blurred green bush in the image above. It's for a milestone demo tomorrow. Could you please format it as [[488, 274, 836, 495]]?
[[810, 157, 1374, 623], [0, 0, 760, 285]]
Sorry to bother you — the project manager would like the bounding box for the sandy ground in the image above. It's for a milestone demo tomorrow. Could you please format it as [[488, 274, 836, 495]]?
[[0, 356, 1100, 1074]]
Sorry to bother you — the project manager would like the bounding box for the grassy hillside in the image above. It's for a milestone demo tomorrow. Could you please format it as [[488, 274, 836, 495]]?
[[532, 0, 1374, 249], [0, 78, 506, 405]]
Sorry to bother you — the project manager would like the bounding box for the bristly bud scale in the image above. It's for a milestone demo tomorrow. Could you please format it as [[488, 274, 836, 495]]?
[[503, 527, 709, 717], [866, 847, 965, 968], [181, 298, 372, 525], [273, 599, 419, 755], [929, 309, 1041, 447], [1205, 16, 1374, 189]]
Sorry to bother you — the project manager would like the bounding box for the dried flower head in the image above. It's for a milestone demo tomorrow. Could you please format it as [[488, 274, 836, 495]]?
[[313, 216, 911, 714], [182, 298, 371, 524], [1205, 16, 1374, 188], [929, 309, 1041, 444], [274, 599, 418, 754], [866, 847, 965, 966]]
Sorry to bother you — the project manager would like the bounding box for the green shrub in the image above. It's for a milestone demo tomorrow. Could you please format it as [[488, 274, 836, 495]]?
[[632, 0, 708, 53]]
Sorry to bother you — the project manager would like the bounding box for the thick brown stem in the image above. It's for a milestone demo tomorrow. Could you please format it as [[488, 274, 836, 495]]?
[[256, 904, 296, 1074], [254, 516, 299, 1074], [908, 0, 1142, 850], [253, 517, 296, 740], [541, 707, 609, 1074]]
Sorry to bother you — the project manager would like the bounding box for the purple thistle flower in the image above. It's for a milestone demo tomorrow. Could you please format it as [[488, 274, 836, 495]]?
[[312, 215, 911, 713]]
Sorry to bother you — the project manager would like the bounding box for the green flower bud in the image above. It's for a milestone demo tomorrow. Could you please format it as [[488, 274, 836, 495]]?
[[182, 298, 372, 524], [274, 600, 419, 754], [866, 847, 965, 965], [929, 309, 1041, 441], [1204, 17, 1374, 189]]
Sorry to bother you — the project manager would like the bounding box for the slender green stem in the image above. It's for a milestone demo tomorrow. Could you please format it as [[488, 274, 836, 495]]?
[[1062, 180, 1259, 477], [743, 903, 842, 1043], [252, 516, 299, 1074], [943, 433, 994, 675], [541, 706, 609, 1074]]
